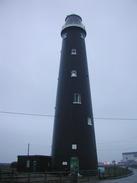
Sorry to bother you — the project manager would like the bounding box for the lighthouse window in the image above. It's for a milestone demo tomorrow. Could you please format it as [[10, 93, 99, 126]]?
[[72, 144, 77, 150], [62, 33, 67, 39], [71, 70, 77, 77], [62, 161, 68, 165], [71, 49, 77, 55], [87, 117, 92, 126], [73, 93, 81, 104], [80, 33, 85, 39]]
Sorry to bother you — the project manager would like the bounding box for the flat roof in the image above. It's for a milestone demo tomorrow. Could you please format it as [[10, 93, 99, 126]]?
[[122, 152, 137, 155], [18, 155, 51, 158]]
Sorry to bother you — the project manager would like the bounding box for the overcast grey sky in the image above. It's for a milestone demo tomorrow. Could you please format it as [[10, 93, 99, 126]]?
[[0, 0, 137, 163]]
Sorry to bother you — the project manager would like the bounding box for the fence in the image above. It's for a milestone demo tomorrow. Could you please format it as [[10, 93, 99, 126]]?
[[0, 171, 96, 183], [98, 166, 133, 179], [0, 166, 132, 182]]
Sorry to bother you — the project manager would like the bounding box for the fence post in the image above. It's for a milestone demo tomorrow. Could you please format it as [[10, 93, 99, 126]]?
[[27, 172, 30, 183], [44, 172, 47, 183], [71, 172, 78, 183], [10, 169, 14, 183], [59, 172, 62, 183], [0, 169, 1, 182]]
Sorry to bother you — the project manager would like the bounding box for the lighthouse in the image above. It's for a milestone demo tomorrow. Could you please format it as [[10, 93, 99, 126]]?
[[52, 14, 98, 174]]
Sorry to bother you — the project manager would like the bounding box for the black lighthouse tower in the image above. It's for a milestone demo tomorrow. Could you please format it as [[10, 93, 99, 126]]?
[[52, 14, 98, 173]]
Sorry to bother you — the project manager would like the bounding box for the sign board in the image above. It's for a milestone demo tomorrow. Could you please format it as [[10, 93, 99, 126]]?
[[26, 160, 30, 168]]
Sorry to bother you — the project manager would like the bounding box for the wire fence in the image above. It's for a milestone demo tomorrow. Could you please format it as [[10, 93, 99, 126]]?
[[0, 170, 96, 183], [0, 167, 132, 183]]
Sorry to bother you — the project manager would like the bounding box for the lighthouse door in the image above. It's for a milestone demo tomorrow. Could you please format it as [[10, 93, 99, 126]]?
[[70, 157, 79, 173]]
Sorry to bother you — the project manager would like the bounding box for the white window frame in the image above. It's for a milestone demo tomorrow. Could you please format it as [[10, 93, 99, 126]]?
[[72, 144, 77, 150], [62, 33, 67, 39], [80, 33, 85, 39], [71, 70, 77, 77], [62, 161, 68, 165], [87, 117, 92, 126], [71, 49, 77, 55], [73, 93, 81, 104]]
